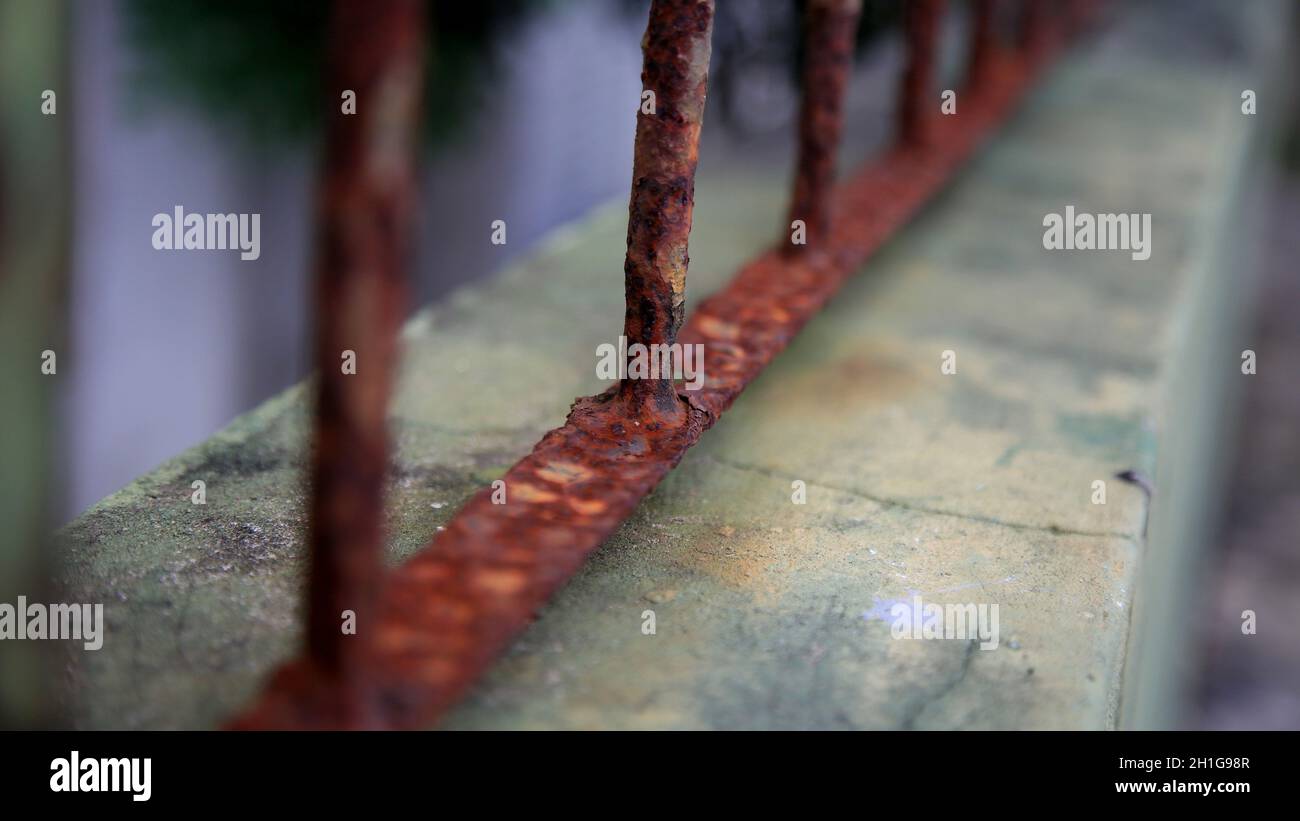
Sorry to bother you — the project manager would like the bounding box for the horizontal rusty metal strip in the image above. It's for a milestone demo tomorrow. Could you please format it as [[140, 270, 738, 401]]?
[[231, 45, 1064, 730]]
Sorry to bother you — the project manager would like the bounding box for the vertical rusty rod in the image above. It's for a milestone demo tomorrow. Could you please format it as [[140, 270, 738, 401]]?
[[1020, 0, 1050, 56], [786, 0, 862, 255], [967, 0, 999, 88], [898, 0, 946, 146], [1067, 0, 1100, 36], [305, 0, 425, 713], [619, 0, 715, 423], [232, 0, 1075, 729]]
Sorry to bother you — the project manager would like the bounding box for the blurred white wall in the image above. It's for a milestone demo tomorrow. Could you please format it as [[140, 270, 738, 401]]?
[[61, 0, 643, 519]]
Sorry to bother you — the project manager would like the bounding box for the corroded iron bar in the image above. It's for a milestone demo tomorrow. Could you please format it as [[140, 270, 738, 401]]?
[[619, 0, 715, 423], [302, 0, 425, 721], [1020, 0, 1051, 56], [786, 0, 861, 254], [899, 0, 946, 146], [967, 0, 999, 88]]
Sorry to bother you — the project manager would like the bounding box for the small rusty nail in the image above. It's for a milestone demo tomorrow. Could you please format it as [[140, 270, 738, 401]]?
[[786, 0, 862, 256]]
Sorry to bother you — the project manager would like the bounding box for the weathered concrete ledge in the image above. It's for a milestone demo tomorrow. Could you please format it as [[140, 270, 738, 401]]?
[[54, 2, 1287, 729]]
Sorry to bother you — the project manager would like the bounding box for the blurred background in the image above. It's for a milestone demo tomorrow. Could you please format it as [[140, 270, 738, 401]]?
[[0, 0, 1296, 729]]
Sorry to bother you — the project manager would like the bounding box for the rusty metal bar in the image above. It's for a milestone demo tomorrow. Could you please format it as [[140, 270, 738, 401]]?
[[1067, 0, 1102, 37], [898, 0, 946, 146], [1020, 0, 1051, 57], [786, 0, 862, 254], [298, 0, 425, 726], [967, 0, 999, 88], [619, 0, 715, 424], [232, 2, 1079, 731]]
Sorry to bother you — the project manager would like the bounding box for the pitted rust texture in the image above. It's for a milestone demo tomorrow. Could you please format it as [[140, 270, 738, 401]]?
[[302, 0, 425, 715], [621, 0, 715, 421], [785, 0, 861, 254], [232, 34, 1066, 731], [898, 0, 945, 146]]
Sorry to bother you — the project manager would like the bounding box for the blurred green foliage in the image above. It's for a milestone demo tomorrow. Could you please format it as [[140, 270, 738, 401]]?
[[123, 0, 907, 146], [122, 0, 557, 148]]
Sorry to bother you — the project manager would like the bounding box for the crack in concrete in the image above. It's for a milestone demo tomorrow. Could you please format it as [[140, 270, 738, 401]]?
[[901, 638, 978, 730], [704, 454, 1139, 541]]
